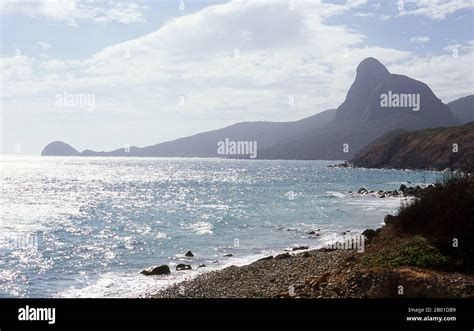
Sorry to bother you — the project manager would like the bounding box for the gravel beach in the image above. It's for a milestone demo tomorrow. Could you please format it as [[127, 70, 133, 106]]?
[[147, 249, 352, 298]]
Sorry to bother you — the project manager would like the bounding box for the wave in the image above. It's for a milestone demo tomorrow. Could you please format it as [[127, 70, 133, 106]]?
[[324, 191, 346, 198], [183, 221, 213, 235]]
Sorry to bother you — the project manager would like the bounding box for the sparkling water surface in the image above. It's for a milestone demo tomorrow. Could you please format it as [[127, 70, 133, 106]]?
[[0, 156, 442, 297]]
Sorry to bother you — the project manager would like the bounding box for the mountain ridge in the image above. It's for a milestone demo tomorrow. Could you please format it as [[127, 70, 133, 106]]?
[[351, 122, 474, 171], [42, 57, 463, 160]]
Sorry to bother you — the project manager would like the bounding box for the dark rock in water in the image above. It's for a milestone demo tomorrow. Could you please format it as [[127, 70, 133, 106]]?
[[41, 141, 79, 156], [223, 254, 233, 257], [384, 214, 397, 225], [405, 187, 415, 195], [362, 229, 377, 241], [342, 232, 347, 235], [275, 253, 291, 260], [358, 188, 368, 194], [291, 245, 309, 251], [141, 265, 171, 276], [185, 250, 194, 257], [258, 256, 273, 261], [379, 194, 386, 198], [198, 264, 206, 268], [399, 184, 407, 192], [176, 264, 192, 271]]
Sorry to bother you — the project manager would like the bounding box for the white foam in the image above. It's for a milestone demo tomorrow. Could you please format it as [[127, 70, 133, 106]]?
[[325, 191, 346, 198], [184, 222, 214, 235]]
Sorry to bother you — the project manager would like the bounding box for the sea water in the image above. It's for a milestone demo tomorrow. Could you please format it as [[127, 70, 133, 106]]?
[[0, 156, 442, 298]]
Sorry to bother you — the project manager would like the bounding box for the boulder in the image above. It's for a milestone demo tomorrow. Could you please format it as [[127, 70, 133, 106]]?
[[361, 229, 377, 241], [345, 255, 357, 263], [275, 252, 291, 259], [198, 264, 206, 268], [384, 214, 397, 225], [291, 245, 309, 251], [258, 256, 273, 261], [223, 253, 233, 257], [399, 184, 407, 192], [358, 188, 368, 194], [176, 264, 192, 271], [184, 250, 194, 257], [141, 265, 171, 276]]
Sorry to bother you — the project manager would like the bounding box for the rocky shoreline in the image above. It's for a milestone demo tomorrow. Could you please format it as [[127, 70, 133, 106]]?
[[145, 226, 473, 299], [145, 248, 353, 298], [143, 181, 474, 299]]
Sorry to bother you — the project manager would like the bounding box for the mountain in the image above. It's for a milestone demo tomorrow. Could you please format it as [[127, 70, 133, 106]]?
[[41, 57, 462, 159], [257, 58, 460, 160], [336, 57, 390, 123], [351, 122, 474, 171], [448, 95, 474, 124], [77, 108, 336, 157], [42, 141, 79, 156]]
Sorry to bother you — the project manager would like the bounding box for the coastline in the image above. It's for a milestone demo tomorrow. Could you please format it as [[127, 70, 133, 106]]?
[[146, 226, 473, 299], [145, 247, 353, 298], [145, 180, 474, 299]]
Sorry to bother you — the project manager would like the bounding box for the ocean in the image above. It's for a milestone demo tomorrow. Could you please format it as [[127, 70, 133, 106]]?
[[0, 156, 442, 298]]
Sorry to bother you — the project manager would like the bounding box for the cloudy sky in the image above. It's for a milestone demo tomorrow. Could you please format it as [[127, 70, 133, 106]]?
[[1, 0, 473, 154]]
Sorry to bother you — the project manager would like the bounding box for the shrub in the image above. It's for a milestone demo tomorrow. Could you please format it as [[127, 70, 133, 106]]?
[[393, 174, 474, 272], [361, 236, 449, 268]]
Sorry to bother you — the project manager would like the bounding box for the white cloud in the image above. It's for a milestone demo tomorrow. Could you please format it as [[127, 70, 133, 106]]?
[[92, 2, 147, 24], [410, 36, 430, 43], [35, 41, 52, 50], [378, 14, 392, 21], [1, 0, 471, 121], [398, 0, 473, 20], [0, 0, 148, 25], [389, 40, 474, 101], [355, 12, 375, 17]]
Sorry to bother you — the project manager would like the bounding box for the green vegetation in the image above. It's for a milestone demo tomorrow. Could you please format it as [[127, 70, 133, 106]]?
[[393, 174, 474, 272], [361, 236, 449, 268]]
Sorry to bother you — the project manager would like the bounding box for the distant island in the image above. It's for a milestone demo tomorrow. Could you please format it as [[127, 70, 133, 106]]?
[[42, 58, 472, 163]]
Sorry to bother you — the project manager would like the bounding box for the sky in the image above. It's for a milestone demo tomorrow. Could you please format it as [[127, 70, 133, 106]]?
[[1, 0, 473, 155]]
